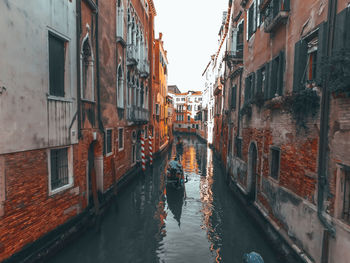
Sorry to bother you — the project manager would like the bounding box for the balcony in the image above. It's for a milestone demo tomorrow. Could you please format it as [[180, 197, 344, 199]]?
[[223, 48, 243, 67], [263, 0, 290, 33], [127, 45, 138, 66], [127, 106, 149, 124], [140, 59, 150, 78]]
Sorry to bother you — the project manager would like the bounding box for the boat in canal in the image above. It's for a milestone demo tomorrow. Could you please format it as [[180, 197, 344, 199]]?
[[166, 157, 185, 189]]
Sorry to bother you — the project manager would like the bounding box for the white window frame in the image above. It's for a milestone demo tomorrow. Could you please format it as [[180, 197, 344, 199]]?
[[116, 0, 124, 39], [106, 129, 114, 157], [80, 32, 95, 102], [118, 128, 124, 151], [117, 64, 125, 109], [47, 146, 74, 196], [47, 28, 71, 100]]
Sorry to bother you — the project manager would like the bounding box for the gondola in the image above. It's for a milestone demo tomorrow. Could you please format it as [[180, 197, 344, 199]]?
[[166, 165, 185, 188]]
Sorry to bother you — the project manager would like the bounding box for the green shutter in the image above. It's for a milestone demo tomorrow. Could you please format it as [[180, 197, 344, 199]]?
[[252, 72, 256, 98], [277, 51, 285, 95], [257, 68, 262, 94], [346, 8, 350, 49], [293, 40, 308, 92], [333, 9, 347, 51], [316, 22, 328, 86]]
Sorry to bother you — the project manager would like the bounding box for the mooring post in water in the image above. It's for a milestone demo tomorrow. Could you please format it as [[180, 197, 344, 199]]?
[[141, 134, 146, 172], [149, 135, 153, 166]]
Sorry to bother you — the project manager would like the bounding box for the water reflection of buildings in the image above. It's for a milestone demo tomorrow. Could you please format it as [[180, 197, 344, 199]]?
[[200, 149, 223, 262]]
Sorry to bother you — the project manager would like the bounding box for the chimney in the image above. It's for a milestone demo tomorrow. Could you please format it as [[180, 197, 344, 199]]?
[[159, 32, 163, 40]]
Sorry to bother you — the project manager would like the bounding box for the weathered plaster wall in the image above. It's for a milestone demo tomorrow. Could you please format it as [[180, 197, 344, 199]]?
[[0, 0, 78, 154]]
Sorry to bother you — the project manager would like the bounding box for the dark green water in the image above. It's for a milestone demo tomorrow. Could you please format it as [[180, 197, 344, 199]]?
[[47, 135, 279, 263]]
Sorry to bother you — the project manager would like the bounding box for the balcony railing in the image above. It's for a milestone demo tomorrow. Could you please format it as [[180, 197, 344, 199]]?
[[224, 48, 243, 67], [263, 0, 290, 33], [140, 59, 150, 78], [127, 45, 138, 66], [127, 106, 149, 123]]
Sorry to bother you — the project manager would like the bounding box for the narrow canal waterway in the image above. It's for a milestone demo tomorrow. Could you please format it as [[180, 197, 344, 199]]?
[[48, 135, 280, 263]]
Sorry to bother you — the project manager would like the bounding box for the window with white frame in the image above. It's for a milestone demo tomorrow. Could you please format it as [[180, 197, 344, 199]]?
[[49, 32, 68, 97], [117, 0, 124, 39], [117, 65, 124, 108], [81, 36, 94, 101], [106, 129, 113, 155], [247, 1, 257, 40], [118, 128, 124, 150], [48, 147, 73, 194]]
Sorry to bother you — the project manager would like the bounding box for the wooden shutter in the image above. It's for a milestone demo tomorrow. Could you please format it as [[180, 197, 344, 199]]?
[[277, 51, 285, 96], [264, 62, 271, 99], [346, 8, 350, 48], [316, 22, 328, 86], [257, 68, 262, 94], [252, 72, 256, 98], [333, 9, 347, 51], [293, 40, 308, 92], [231, 85, 237, 109]]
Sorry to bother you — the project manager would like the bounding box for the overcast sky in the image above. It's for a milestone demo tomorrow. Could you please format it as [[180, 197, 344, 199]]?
[[153, 0, 229, 93]]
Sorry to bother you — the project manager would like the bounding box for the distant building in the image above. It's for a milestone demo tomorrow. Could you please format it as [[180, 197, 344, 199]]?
[[168, 85, 181, 94], [172, 91, 202, 133]]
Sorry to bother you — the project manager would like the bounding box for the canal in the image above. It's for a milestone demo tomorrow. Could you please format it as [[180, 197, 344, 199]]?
[[48, 135, 280, 263]]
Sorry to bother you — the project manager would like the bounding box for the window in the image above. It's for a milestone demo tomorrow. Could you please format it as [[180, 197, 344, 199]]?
[[247, 1, 257, 40], [268, 51, 284, 98], [81, 36, 94, 101], [196, 124, 199, 129], [118, 128, 124, 150], [117, 0, 124, 39], [244, 74, 255, 103], [176, 98, 180, 101], [231, 85, 237, 109], [181, 98, 185, 101], [270, 147, 280, 180], [237, 20, 244, 52], [257, 65, 267, 96], [187, 115, 190, 122], [236, 137, 242, 158], [117, 65, 124, 108], [49, 33, 66, 97], [341, 170, 350, 223], [106, 129, 113, 155], [49, 147, 73, 194]]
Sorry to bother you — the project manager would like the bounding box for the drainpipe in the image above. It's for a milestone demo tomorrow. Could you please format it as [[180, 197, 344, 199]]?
[[76, 0, 82, 139], [317, 0, 337, 241], [236, 67, 243, 139], [95, 0, 106, 155]]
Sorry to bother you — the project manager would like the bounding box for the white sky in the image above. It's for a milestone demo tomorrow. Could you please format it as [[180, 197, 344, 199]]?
[[153, 0, 229, 93]]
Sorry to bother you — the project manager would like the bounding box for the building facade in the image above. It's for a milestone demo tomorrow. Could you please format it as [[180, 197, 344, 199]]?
[[211, 0, 350, 262], [172, 91, 203, 134], [0, 0, 162, 261]]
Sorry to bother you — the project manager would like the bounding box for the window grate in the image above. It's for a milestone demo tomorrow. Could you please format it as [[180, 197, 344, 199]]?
[[343, 171, 350, 223], [50, 148, 69, 190]]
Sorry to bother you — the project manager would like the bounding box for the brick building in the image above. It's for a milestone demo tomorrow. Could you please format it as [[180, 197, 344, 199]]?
[[151, 33, 169, 154], [0, 0, 160, 261], [211, 0, 350, 262]]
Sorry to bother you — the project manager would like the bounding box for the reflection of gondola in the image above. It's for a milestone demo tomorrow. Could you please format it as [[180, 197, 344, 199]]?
[[166, 184, 185, 226]]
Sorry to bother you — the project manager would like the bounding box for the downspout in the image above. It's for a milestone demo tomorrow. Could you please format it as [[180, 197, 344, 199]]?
[[77, 0, 82, 139], [236, 67, 243, 140], [95, 0, 106, 155], [317, 0, 337, 238]]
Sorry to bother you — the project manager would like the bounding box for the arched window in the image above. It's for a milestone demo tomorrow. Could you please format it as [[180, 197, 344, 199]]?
[[141, 82, 144, 108], [117, 0, 124, 39], [81, 35, 94, 101], [117, 65, 124, 108]]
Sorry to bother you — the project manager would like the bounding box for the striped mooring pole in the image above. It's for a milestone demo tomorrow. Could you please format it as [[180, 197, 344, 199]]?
[[149, 135, 153, 166], [141, 134, 146, 171]]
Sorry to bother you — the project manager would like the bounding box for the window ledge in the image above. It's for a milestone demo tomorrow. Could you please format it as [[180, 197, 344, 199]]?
[[47, 95, 74, 103], [49, 182, 74, 196], [81, 98, 96, 104], [106, 152, 113, 157], [118, 147, 124, 152]]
